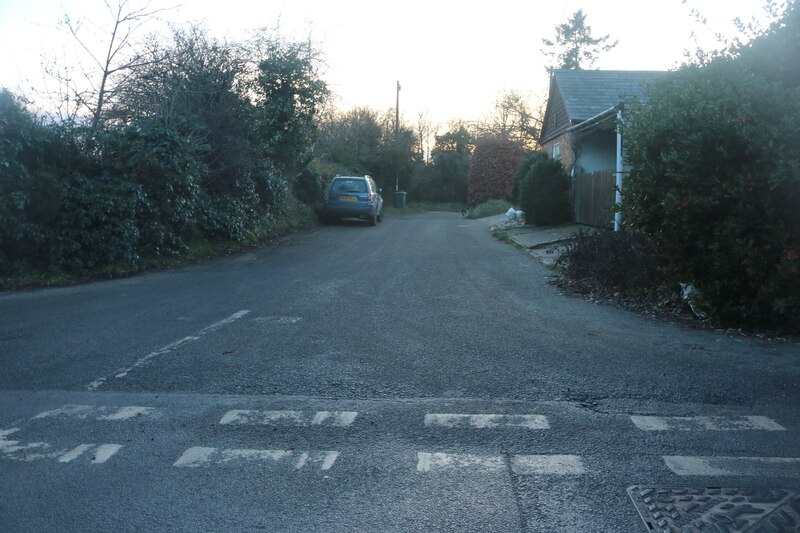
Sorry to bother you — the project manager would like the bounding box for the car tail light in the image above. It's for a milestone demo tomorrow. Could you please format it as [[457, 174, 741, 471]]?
[[367, 192, 377, 201]]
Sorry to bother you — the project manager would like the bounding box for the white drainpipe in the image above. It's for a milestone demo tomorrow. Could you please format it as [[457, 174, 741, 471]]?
[[614, 109, 623, 232]]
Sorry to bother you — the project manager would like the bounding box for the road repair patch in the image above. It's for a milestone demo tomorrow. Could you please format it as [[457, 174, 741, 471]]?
[[628, 486, 800, 532]]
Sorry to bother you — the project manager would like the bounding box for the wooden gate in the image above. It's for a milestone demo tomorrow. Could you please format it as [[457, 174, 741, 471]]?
[[573, 170, 616, 228]]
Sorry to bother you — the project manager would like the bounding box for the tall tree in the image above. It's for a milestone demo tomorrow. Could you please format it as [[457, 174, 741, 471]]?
[[249, 34, 330, 171], [541, 9, 618, 72]]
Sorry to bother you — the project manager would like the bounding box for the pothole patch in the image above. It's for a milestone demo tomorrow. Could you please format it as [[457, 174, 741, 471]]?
[[628, 486, 800, 532]]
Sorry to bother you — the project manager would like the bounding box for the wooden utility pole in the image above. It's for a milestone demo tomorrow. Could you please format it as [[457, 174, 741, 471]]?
[[395, 80, 401, 192]]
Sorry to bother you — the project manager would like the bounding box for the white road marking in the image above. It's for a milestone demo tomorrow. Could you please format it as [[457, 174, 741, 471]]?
[[424, 413, 550, 429], [253, 316, 303, 324], [34, 405, 158, 421], [631, 415, 786, 431], [58, 444, 93, 463], [34, 405, 93, 419], [87, 310, 250, 390], [174, 446, 339, 470], [0, 428, 21, 440], [173, 446, 215, 467], [664, 456, 800, 477], [416, 452, 585, 475], [219, 410, 358, 427], [1, 429, 122, 464], [98, 406, 155, 421], [91, 444, 123, 464], [416, 452, 505, 472], [511, 455, 586, 475]]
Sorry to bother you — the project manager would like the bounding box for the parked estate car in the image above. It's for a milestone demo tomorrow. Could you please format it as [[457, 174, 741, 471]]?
[[323, 175, 384, 226]]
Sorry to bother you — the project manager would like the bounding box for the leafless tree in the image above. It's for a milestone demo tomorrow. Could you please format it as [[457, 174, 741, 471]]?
[[481, 90, 541, 149], [415, 111, 438, 163], [47, 0, 173, 129]]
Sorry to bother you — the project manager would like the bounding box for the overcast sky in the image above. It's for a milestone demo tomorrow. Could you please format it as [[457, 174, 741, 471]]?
[[0, 0, 776, 129]]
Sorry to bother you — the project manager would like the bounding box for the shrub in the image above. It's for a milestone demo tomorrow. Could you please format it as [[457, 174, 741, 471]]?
[[98, 121, 204, 255], [293, 166, 327, 207], [467, 136, 523, 206], [623, 27, 800, 330], [556, 230, 659, 295], [517, 156, 571, 226], [512, 151, 548, 202], [55, 174, 144, 273]]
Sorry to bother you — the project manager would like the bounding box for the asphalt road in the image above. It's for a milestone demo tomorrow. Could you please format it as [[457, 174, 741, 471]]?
[[1, 211, 799, 532]]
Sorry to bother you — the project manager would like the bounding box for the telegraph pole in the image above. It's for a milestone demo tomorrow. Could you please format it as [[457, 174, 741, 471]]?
[[395, 80, 400, 192]]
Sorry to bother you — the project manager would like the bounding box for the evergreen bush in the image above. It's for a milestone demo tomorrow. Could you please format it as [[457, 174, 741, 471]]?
[[623, 3, 800, 331], [517, 157, 571, 226]]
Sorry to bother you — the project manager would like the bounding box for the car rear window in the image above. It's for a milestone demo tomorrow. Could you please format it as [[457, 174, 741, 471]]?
[[332, 179, 368, 193]]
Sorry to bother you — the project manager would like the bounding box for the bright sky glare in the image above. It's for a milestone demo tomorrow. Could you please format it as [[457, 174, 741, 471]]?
[[0, 0, 775, 129]]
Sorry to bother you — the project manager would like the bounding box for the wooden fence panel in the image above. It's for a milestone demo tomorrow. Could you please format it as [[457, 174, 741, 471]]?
[[573, 170, 616, 228]]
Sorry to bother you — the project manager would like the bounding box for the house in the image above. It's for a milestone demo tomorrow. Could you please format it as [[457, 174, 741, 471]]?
[[539, 69, 666, 228]]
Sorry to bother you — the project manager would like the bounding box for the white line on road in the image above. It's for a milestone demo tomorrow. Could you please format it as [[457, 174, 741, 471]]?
[[417, 452, 505, 472], [253, 316, 303, 324], [173, 446, 339, 470], [511, 455, 586, 475], [664, 456, 800, 477], [631, 415, 786, 431], [1, 428, 122, 464], [416, 452, 585, 475], [34, 405, 158, 421], [91, 444, 123, 464], [57, 444, 93, 463], [219, 410, 359, 427], [424, 413, 550, 429], [86, 310, 250, 390]]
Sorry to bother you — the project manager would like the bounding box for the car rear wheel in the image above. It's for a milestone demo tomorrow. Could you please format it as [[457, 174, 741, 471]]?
[[368, 213, 377, 226]]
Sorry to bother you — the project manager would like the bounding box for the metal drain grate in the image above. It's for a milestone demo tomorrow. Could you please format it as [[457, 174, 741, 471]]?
[[627, 486, 800, 532]]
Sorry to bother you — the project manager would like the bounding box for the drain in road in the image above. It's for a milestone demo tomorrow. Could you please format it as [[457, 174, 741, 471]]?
[[628, 486, 800, 532]]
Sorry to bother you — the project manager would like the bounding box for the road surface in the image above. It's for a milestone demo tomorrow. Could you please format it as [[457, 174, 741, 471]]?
[[2, 212, 799, 532]]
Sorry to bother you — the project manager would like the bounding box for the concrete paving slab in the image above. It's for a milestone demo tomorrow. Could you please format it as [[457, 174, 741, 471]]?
[[505, 224, 582, 249]]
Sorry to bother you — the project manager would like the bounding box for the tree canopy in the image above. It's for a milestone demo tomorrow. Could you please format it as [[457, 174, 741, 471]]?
[[541, 9, 618, 72]]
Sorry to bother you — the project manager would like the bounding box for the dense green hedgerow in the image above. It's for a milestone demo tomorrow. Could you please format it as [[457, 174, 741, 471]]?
[[622, 3, 800, 331]]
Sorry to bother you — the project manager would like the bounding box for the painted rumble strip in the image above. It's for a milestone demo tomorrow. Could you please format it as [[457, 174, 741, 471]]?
[[87, 310, 250, 390], [416, 452, 586, 475], [219, 410, 358, 427], [424, 413, 550, 429], [34, 405, 158, 421], [0, 428, 122, 464], [664, 456, 800, 477], [173, 446, 339, 470], [631, 415, 786, 431]]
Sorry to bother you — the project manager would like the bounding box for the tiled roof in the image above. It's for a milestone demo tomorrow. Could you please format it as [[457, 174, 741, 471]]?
[[553, 69, 667, 121]]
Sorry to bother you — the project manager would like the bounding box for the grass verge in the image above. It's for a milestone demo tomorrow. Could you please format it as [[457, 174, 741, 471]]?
[[467, 199, 513, 219]]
